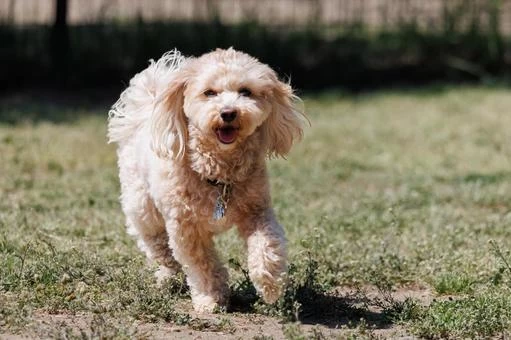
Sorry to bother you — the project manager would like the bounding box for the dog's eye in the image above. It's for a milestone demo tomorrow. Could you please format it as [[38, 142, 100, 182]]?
[[204, 89, 217, 97], [239, 88, 252, 97]]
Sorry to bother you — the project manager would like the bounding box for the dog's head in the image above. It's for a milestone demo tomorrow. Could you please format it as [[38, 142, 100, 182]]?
[[151, 48, 306, 160]]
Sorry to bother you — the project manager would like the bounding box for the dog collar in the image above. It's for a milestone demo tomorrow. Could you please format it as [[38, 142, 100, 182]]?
[[207, 179, 232, 220], [207, 178, 223, 187]]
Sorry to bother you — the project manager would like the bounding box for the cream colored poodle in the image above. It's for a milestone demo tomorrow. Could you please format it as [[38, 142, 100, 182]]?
[[108, 48, 306, 312]]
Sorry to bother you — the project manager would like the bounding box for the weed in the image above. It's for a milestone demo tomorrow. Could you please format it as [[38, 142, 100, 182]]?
[[489, 240, 511, 286], [253, 335, 275, 340], [433, 273, 474, 295], [40, 313, 144, 339], [228, 258, 259, 311], [282, 323, 308, 340], [188, 316, 236, 333], [254, 250, 328, 322], [343, 319, 379, 340]]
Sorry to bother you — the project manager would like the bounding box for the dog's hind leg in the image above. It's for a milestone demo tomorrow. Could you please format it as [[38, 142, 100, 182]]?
[[120, 174, 181, 283], [125, 204, 181, 284]]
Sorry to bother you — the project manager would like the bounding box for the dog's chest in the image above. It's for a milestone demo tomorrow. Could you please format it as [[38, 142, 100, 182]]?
[[182, 182, 237, 232]]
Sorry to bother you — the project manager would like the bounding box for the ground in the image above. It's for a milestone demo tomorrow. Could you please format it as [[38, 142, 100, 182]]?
[[1, 86, 511, 339]]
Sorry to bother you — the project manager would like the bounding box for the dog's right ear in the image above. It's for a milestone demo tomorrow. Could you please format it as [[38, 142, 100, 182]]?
[[151, 70, 189, 160]]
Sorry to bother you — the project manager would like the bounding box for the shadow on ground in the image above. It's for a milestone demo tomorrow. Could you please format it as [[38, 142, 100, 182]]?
[[229, 286, 393, 330], [299, 291, 392, 329]]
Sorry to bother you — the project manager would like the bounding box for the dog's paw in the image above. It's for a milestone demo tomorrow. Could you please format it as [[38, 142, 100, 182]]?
[[252, 272, 285, 304], [154, 265, 179, 286], [192, 293, 228, 313], [261, 282, 283, 304]]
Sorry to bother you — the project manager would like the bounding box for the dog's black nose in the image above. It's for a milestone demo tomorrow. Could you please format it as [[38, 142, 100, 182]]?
[[220, 109, 237, 122]]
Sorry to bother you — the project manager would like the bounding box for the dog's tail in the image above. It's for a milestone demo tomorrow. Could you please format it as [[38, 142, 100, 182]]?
[[107, 49, 185, 145]]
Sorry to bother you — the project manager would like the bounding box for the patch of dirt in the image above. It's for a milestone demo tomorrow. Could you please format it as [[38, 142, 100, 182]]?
[[0, 285, 436, 339]]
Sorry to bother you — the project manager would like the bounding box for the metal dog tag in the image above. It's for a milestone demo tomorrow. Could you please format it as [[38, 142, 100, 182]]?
[[213, 196, 226, 220], [212, 183, 231, 221]]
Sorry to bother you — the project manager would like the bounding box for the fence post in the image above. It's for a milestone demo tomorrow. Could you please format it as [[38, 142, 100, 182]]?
[[50, 0, 70, 86]]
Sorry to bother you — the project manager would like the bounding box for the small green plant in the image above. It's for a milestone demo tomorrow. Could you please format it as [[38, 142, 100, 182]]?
[[489, 240, 511, 286], [383, 297, 423, 323], [344, 318, 378, 339], [40, 314, 142, 339], [228, 258, 259, 311], [368, 276, 422, 323], [433, 273, 474, 294], [253, 335, 274, 340], [282, 323, 307, 340], [256, 251, 327, 322], [188, 316, 236, 333]]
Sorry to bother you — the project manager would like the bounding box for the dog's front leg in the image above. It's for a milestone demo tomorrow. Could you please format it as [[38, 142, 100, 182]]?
[[238, 208, 287, 304], [166, 218, 229, 312]]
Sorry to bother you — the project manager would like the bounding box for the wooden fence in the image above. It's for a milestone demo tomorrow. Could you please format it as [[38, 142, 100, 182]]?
[[1, 0, 511, 34]]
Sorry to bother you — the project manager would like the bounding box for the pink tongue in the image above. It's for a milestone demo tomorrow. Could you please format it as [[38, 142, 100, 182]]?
[[218, 128, 236, 144]]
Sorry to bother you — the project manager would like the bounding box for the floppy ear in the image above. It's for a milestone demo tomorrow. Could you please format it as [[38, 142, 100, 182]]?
[[264, 80, 307, 158], [150, 71, 188, 160]]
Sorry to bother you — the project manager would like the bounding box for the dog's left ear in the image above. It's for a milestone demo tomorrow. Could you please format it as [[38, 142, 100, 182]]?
[[151, 69, 189, 160], [264, 80, 307, 158]]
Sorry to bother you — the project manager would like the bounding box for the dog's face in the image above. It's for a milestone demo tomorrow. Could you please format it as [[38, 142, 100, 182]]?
[[182, 50, 275, 148], [151, 48, 306, 159]]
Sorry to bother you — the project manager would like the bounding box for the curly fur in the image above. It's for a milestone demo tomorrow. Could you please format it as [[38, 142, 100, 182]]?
[[108, 48, 307, 312]]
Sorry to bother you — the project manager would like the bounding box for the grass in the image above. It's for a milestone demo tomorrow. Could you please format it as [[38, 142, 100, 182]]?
[[2, 85, 511, 338], [432, 272, 474, 295]]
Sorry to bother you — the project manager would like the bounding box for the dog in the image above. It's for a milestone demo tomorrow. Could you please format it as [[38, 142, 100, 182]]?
[[108, 48, 306, 312]]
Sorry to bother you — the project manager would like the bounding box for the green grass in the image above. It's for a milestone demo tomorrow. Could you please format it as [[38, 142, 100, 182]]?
[[412, 291, 511, 338], [2, 86, 511, 338], [432, 272, 474, 295]]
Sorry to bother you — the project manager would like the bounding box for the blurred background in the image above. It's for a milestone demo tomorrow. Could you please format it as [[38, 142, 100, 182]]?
[[1, 0, 510, 95]]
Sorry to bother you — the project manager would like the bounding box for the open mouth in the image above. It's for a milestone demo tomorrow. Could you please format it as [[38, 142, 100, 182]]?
[[215, 126, 239, 144]]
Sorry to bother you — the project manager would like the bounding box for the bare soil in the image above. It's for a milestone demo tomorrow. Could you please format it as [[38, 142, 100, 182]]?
[[1, 285, 435, 339]]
